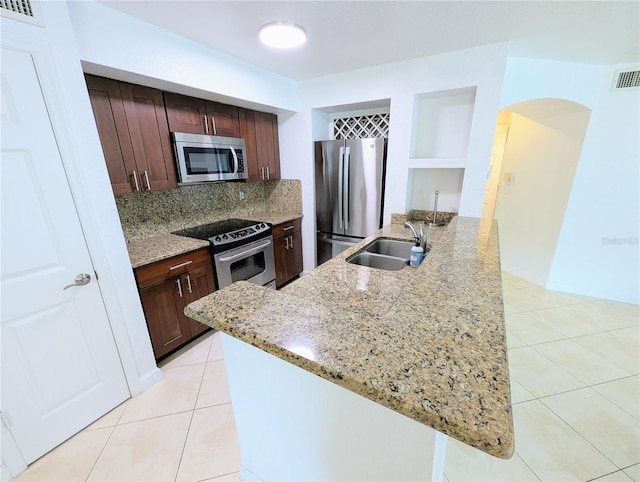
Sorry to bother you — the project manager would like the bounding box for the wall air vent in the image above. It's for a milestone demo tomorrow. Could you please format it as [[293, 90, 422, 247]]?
[[1, 0, 33, 16], [612, 69, 640, 91], [0, 0, 43, 26]]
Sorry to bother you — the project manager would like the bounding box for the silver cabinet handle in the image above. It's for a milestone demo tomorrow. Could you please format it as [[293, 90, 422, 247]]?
[[266, 165, 270, 180], [211, 116, 217, 136], [282, 225, 294, 231], [63, 273, 91, 290], [144, 170, 151, 191], [132, 170, 140, 192], [176, 278, 183, 298], [203, 115, 209, 134], [186, 275, 192, 293], [260, 166, 265, 180], [169, 260, 193, 271]]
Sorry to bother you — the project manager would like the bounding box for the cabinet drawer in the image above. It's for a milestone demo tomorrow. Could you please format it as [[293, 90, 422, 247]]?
[[135, 248, 212, 289], [272, 218, 301, 239]]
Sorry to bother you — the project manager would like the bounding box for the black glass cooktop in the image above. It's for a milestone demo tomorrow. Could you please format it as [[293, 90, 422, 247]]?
[[173, 219, 260, 240], [172, 218, 271, 251]]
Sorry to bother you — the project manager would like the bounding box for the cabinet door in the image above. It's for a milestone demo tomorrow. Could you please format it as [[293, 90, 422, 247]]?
[[274, 234, 290, 288], [120, 83, 178, 191], [288, 230, 303, 281], [257, 112, 281, 180], [238, 108, 262, 182], [206, 101, 240, 137], [139, 277, 193, 359], [85, 75, 136, 194], [239, 108, 281, 182], [182, 264, 216, 336], [164, 92, 208, 135], [273, 219, 303, 288]]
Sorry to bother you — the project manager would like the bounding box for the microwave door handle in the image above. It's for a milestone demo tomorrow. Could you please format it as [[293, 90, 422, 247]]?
[[338, 147, 344, 229], [230, 147, 239, 174], [218, 240, 272, 262]]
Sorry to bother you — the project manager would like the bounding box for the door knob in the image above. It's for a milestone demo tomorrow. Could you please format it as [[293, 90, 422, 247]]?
[[63, 273, 91, 290]]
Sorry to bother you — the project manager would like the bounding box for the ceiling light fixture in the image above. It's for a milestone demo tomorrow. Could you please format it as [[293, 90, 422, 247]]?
[[259, 21, 307, 49]]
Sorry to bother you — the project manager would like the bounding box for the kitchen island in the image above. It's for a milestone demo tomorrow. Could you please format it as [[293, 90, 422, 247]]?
[[185, 216, 514, 481]]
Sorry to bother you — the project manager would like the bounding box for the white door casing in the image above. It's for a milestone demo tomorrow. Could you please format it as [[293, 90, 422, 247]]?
[[1, 44, 129, 465]]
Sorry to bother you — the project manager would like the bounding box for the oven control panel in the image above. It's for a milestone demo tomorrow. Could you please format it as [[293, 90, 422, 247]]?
[[211, 222, 270, 248]]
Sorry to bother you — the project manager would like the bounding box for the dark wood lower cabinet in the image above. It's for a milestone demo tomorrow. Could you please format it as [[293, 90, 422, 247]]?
[[135, 248, 216, 360], [273, 218, 303, 288]]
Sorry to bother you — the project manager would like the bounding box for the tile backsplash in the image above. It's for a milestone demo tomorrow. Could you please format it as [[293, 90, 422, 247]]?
[[115, 179, 302, 240]]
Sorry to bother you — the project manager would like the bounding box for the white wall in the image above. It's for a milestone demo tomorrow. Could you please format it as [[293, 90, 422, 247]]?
[[500, 58, 640, 304], [407, 169, 465, 213], [67, 0, 298, 113], [279, 43, 509, 271], [547, 66, 640, 303], [493, 106, 590, 285]]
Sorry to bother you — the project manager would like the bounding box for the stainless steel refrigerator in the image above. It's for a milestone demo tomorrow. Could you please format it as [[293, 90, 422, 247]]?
[[315, 138, 387, 266]]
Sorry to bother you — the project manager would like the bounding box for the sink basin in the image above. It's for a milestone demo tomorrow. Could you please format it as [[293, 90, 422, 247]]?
[[346, 238, 427, 271], [346, 252, 408, 271], [364, 238, 415, 259]]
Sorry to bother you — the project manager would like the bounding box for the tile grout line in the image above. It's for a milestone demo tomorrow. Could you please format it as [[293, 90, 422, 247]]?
[[83, 424, 118, 482], [173, 410, 196, 482], [538, 385, 633, 473], [173, 356, 210, 482]]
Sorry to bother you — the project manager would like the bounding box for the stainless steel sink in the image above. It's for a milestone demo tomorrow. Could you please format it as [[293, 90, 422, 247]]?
[[346, 252, 408, 271], [346, 238, 427, 271], [364, 238, 415, 259]]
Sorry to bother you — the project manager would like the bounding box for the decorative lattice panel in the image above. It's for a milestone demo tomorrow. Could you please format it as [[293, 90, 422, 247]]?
[[333, 113, 390, 140]]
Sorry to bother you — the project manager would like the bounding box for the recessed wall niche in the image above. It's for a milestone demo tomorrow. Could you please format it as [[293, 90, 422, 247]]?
[[410, 87, 477, 167]]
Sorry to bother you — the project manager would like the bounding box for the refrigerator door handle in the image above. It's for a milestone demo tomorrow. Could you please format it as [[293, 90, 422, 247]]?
[[338, 146, 345, 229], [344, 146, 351, 230]]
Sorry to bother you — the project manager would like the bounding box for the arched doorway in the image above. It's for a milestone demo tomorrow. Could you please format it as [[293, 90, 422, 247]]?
[[483, 99, 592, 286]]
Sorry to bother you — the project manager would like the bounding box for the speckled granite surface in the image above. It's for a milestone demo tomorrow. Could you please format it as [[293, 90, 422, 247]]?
[[127, 211, 302, 268], [116, 179, 302, 240], [185, 216, 514, 459], [120, 179, 303, 268]]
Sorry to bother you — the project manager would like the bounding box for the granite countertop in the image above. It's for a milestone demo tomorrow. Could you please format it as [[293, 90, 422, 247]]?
[[127, 211, 302, 268], [185, 216, 515, 459]]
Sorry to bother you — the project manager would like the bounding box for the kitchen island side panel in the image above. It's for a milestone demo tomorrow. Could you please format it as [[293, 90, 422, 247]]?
[[222, 333, 447, 482]]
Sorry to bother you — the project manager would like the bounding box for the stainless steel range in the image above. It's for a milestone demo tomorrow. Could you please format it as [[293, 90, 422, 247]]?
[[173, 219, 275, 289]]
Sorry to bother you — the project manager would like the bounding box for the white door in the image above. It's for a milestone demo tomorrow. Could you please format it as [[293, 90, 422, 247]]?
[[1, 45, 129, 464]]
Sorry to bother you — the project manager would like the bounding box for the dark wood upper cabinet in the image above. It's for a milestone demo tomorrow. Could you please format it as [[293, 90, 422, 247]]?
[[120, 83, 177, 191], [86, 75, 138, 194], [164, 92, 240, 138], [87, 76, 280, 193], [239, 108, 280, 182], [85, 75, 177, 193]]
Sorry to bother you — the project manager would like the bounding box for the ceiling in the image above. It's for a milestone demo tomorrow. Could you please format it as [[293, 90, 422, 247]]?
[[98, 1, 639, 81]]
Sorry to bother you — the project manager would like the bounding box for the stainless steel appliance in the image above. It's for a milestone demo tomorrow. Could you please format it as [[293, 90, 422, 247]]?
[[173, 219, 275, 289], [172, 132, 247, 184], [314, 138, 387, 266]]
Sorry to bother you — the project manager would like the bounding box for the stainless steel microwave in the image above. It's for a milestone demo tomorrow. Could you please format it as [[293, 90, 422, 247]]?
[[172, 132, 247, 184]]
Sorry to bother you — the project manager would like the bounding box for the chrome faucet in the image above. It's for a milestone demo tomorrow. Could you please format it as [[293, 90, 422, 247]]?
[[404, 221, 428, 252]]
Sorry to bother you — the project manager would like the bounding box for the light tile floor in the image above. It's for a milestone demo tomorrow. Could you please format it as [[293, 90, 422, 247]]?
[[14, 273, 640, 482]]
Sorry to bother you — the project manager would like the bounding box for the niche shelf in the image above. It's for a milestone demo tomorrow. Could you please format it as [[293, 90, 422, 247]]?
[[409, 86, 477, 168]]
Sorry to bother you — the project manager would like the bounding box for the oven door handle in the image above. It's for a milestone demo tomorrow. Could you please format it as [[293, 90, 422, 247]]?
[[218, 240, 272, 263]]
